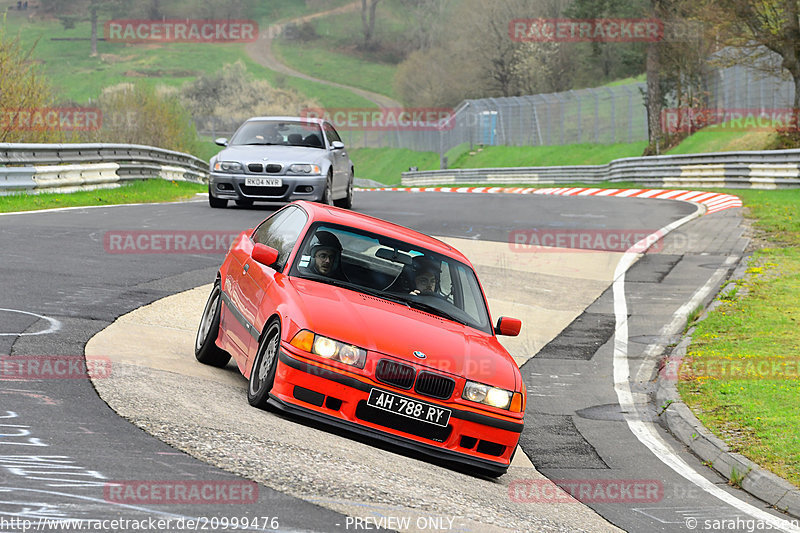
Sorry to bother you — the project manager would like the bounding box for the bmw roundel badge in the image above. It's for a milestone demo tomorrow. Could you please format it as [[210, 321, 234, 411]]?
[[413, 350, 427, 359]]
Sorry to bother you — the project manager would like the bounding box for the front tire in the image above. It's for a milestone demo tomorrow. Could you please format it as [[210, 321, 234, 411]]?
[[195, 282, 231, 368], [248, 318, 281, 409], [334, 171, 353, 209], [321, 173, 333, 205], [209, 188, 228, 208]]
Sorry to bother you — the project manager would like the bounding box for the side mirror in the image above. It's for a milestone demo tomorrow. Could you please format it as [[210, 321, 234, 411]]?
[[252, 243, 279, 266], [331, 141, 345, 150], [495, 316, 522, 337], [214, 137, 228, 147]]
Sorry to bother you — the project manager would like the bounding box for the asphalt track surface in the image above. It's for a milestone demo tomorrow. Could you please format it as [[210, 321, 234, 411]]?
[[0, 191, 794, 532]]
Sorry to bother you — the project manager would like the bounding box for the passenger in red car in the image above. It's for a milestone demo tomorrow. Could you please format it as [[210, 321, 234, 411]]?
[[309, 230, 347, 280]]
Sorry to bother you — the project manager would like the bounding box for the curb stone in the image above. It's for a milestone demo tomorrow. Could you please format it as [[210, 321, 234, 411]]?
[[655, 257, 800, 518]]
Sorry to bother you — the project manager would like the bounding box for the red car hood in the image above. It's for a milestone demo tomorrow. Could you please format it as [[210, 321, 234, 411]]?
[[289, 278, 518, 390]]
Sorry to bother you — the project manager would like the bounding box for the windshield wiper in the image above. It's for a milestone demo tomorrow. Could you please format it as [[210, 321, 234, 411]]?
[[350, 285, 411, 308], [406, 300, 468, 326], [237, 142, 282, 146]]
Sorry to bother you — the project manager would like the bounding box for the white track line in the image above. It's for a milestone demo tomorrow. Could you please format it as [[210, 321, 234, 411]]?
[[611, 207, 800, 532]]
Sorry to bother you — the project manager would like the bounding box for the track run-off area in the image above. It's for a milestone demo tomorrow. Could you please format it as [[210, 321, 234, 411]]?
[[2, 189, 797, 532]]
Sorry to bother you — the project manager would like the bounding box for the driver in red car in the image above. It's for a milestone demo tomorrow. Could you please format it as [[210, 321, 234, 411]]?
[[309, 230, 347, 280], [410, 256, 441, 296]]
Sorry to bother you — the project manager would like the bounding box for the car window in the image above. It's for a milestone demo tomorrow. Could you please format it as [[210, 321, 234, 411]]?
[[230, 120, 323, 147], [290, 223, 492, 333], [252, 206, 308, 271], [324, 122, 342, 144]]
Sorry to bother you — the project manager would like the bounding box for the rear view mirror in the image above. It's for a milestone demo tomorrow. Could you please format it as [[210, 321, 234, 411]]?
[[495, 317, 522, 337], [375, 247, 412, 265], [214, 137, 228, 147], [331, 141, 345, 150]]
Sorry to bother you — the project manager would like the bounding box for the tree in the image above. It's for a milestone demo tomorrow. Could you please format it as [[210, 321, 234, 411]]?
[[705, 0, 800, 112], [361, 0, 381, 49], [398, 0, 451, 52], [645, 0, 664, 152]]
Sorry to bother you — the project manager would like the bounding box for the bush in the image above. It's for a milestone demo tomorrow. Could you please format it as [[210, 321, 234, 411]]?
[[86, 83, 201, 155], [180, 60, 319, 134], [0, 25, 65, 143]]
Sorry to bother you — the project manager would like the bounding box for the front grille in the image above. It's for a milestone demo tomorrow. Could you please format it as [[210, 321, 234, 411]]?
[[415, 371, 455, 400], [265, 163, 282, 173], [355, 400, 452, 442], [375, 359, 415, 389], [240, 185, 289, 197], [247, 163, 263, 173]]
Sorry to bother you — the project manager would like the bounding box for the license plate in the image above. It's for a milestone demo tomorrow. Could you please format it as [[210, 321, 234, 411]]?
[[367, 388, 451, 427], [245, 177, 282, 187]]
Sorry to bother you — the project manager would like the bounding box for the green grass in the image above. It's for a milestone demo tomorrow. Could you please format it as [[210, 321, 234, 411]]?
[[244, 0, 354, 24], [450, 142, 648, 169], [666, 128, 780, 155], [677, 188, 800, 487], [0, 180, 205, 213], [601, 74, 646, 87], [351, 147, 439, 184], [4, 17, 375, 111], [273, 38, 399, 101]]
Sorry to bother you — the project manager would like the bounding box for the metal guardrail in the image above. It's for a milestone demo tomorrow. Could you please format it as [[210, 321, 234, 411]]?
[[401, 149, 800, 189], [0, 143, 209, 195]]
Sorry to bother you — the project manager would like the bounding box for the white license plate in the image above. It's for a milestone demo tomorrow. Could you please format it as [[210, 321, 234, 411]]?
[[367, 388, 451, 427], [245, 177, 282, 187]]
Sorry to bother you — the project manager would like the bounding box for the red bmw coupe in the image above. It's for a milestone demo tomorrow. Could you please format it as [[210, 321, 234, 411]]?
[[195, 200, 525, 476]]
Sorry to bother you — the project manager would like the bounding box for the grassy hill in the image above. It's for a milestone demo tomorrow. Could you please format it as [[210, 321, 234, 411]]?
[[4, 3, 377, 109], [351, 125, 782, 185]]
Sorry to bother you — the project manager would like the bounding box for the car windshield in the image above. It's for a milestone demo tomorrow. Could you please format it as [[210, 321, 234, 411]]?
[[229, 120, 324, 148], [290, 223, 493, 333]]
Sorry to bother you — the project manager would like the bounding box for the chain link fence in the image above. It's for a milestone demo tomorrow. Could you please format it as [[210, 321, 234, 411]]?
[[195, 84, 649, 158], [705, 53, 795, 111], [195, 47, 796, 164]]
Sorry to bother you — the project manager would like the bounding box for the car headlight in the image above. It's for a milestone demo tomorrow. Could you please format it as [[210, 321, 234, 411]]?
[[288, 164, 321, 174], [213, 161, 243, 173], [462, 381, 518, 410], [289, 330, 366, 368]]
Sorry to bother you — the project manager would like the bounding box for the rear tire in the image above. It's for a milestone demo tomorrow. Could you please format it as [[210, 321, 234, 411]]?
[[247, 318, 281, 409], [195, 282, 231, 368]]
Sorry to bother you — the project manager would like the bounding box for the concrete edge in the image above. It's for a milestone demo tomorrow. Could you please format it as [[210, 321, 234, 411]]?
[[655, 257, 800, 518]]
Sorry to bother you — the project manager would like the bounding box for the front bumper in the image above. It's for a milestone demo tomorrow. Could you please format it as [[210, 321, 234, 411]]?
[[270, 346, 524, 476], [209, 172, 326, 202]]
